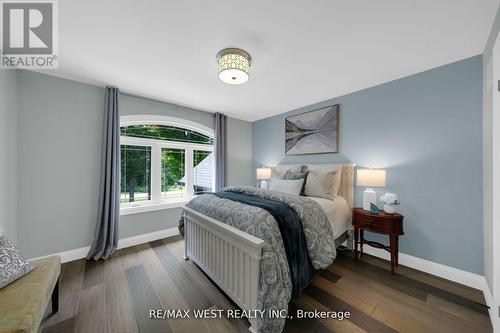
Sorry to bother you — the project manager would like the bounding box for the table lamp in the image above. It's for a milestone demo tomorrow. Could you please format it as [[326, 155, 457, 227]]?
[[357, 169, 386, 211], [256, 167, 272, 189]]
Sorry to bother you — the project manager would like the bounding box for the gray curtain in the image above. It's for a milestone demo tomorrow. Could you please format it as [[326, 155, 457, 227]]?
[[214, 113, 227, 191], [87, 87, 120, 260]]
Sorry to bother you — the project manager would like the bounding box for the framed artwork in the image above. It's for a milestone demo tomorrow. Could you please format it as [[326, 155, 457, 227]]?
[[285, 104, 339, 155]]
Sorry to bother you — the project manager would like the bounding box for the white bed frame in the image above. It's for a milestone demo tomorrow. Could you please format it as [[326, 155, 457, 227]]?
[[182, 164, 354, 333]]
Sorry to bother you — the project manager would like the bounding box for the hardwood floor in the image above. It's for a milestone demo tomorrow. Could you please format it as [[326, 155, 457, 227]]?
[[40, 236, 492, 333]]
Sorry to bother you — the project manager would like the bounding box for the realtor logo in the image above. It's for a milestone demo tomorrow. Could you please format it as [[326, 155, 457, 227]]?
[[1, 0, 58, 68]]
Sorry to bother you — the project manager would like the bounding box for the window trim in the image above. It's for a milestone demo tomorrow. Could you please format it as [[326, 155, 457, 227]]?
[[120, 199, 189, 216], [120, 115, 214, 139], [119, 115, 215, 215]]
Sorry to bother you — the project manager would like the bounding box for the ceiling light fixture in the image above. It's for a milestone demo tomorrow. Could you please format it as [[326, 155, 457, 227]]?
[[217, 48, 251, 85]]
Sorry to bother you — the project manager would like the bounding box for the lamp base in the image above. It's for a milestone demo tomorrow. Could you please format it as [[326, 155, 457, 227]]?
[[260, 180, 268, 189], [363, 188, 376, 211]]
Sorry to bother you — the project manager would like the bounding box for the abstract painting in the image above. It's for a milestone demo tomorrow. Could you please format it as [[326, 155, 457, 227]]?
[[285, 104, 339, 155]]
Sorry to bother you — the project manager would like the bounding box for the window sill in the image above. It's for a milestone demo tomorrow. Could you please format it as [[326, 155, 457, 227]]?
[[120, 198, 191, 216]]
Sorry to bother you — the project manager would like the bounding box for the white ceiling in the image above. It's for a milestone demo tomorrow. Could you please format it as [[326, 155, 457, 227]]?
[[38, 0, 499, 122]]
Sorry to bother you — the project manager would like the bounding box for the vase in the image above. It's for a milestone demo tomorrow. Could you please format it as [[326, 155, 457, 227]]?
[[384, 204, 396, 214]]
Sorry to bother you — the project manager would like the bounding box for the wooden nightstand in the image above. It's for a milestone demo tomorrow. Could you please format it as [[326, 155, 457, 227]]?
[[352, 208, 404, 274]]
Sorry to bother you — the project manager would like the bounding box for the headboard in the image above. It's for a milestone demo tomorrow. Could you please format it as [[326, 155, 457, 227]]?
[[276, 163, 356, 209], [338, 164, 355, 209]]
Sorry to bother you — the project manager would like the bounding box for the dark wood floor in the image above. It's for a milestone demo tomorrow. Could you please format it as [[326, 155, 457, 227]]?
[[39, 235, 492, 333]]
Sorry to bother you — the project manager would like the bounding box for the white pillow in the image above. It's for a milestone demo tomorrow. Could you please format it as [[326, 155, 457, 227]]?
[[269, 178, 305, 196], [303, 164, 343, 200], [271, 164, 303, 179]]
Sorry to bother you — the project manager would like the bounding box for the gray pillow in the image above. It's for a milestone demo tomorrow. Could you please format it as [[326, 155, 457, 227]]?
[[271, 164, 302, 179], [0, 235, 34, 288], [285, 171, 309, 195]]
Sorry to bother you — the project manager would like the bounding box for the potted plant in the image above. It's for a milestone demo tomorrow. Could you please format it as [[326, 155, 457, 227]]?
[[379, 193, 400, 214]]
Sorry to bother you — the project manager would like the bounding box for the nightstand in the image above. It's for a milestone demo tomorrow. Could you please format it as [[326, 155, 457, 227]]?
[[352, 208, 404, 274]]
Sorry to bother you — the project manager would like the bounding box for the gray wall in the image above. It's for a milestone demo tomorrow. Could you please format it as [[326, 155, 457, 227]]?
[[483, 5, 500, 298], [16, 71, 253, 258], [17, 71, 103, 258], [253, 56, 483, 274], [0, 70, 19, 244]]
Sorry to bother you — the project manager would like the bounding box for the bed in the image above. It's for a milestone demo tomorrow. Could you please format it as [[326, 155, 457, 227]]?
[[180, 163, 354, 333]]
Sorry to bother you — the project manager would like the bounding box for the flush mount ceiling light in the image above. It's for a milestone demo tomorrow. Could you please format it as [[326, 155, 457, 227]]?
[[217, 48, 251, 85]]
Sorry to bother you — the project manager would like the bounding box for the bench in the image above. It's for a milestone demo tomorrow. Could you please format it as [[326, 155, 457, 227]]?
[[0, 256, 61, 333]]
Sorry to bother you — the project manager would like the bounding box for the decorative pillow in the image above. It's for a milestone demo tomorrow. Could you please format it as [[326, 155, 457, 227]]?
[[269, 178, 305, 196], [271, 164, 303, 179], [285, 171, 309, 196], [0, 235, 35, 288], [303, 164, 343, 200]]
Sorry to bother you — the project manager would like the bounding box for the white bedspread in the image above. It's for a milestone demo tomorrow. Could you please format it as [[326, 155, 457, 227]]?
[[308, 195, 352, 239]]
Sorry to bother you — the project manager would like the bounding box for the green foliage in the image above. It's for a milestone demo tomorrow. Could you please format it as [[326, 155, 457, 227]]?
[[121, 125, 213, 145], [121, 145, 151, 202], [161, 148, 185, 192], [120, 125, 213, 202], [194, 150, 211, 167]]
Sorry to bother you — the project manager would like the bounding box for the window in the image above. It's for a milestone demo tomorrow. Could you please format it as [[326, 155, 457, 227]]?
[[161, 148, 185, 199], [120, 116, 214, 212], [121, 145, 151, 204], [193, 150, 214, 195]]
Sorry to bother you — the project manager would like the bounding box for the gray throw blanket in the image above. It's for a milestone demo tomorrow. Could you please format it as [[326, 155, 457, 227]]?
[[212, 190, 315, 299], [179, 186, 336, 333]]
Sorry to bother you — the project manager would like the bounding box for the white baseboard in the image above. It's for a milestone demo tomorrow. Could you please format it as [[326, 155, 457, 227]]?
[[362, 247, 500, 330], [41, 246, 91, 263], [482, 283, 498, 331], [361, 246, 485, 290], [117, 227, 179, 250], [29, 227, 180, 263]]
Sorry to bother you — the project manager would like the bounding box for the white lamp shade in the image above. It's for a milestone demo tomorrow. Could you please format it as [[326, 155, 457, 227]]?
[[219, 69, 249, 85], [357, 169, 386, 187], [256, 168, 272, 180]]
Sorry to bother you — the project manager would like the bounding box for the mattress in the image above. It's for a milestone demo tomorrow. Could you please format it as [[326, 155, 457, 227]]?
[[308, 195, 352, 239]]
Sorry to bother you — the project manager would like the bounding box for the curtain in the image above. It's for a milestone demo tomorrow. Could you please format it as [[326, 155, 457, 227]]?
[[87, 87, 120, 260], [214, 113, 227, 191]]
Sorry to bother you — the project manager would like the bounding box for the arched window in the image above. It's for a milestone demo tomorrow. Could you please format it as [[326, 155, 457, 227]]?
[[120, 115, 214, 211]]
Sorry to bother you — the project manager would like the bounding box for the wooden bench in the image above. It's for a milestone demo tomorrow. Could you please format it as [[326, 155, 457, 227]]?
[[0, 256, 60, 333]]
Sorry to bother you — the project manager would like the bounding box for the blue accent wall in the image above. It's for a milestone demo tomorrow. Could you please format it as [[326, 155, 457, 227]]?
[[253, 56, 483, 274]]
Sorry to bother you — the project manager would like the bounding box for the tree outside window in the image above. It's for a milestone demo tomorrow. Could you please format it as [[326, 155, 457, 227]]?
[[120, 124, 214, 207]]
